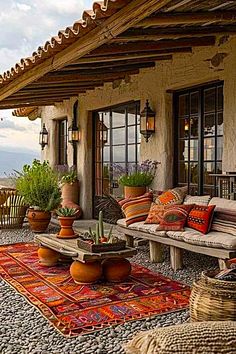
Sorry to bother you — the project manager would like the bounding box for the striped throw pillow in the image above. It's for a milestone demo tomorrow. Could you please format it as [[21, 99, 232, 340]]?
[[211, 208, 236, 236], [121, 194, 152, 226]]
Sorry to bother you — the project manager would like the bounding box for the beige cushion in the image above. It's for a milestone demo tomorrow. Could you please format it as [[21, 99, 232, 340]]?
[[124, 321, 236, 354], [117, 219, 167, 237], [209, 197, 236, 211], [167, 227, 236, 249], [184, 195, 211, 205]]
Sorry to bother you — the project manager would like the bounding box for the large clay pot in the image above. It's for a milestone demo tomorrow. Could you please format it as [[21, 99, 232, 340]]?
[[57, 216, 76, 239], [61, 181, 79, 204], [70, 260, 102, 284], [27, 209, 51, 233], [124, 186, 146, 199], [38, 246, 60, 266], [103, 258, 131, 282]]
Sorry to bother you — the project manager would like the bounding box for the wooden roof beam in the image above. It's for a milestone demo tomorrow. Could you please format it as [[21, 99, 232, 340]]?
[[89, 36, 216, 56], [134, 11, 236, 27]]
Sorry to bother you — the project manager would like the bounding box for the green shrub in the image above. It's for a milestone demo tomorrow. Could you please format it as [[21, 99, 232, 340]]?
[[118, 172, 155, 187], [15, 160, 61, 212]]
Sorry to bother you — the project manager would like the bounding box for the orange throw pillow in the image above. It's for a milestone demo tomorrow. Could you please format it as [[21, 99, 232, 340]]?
[[156, 204, 194, 231], [121, 193, 153, 226], [187, 204, 216, 234], [155, 187, 187, 206], [145, 203, 168, 224]]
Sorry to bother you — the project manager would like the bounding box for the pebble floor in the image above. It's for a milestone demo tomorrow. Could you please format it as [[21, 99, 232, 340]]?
[[0, 224, 218, 354]]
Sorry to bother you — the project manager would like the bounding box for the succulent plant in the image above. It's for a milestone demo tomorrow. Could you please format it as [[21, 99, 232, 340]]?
[[56, 207, 77, 217], [88, 211, 113, 244]]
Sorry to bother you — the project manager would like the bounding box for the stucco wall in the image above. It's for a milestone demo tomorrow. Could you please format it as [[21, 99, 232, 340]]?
[[40, 36, 236, 218]]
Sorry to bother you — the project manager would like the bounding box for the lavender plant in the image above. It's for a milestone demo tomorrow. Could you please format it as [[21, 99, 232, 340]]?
[[112, 159, 160, 187]]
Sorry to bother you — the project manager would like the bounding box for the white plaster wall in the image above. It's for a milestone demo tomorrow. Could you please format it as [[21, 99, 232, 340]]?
[[40, 36, 236, 218]]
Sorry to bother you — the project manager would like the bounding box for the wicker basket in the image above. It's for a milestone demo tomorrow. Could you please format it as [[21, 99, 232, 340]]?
[[190, 270, 236, 322]]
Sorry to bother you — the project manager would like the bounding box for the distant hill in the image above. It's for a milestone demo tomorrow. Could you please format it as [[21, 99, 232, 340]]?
[[0, 149, 40, 177]]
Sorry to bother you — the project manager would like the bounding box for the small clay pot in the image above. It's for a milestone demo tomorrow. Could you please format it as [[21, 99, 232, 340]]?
[[70, 260, 102, 283], [38, 246, 59, 266], [28, 209, 51, 233], [57, 216, 76, 239], [124, 186, 146, 199], [103, 258, 131, 282]]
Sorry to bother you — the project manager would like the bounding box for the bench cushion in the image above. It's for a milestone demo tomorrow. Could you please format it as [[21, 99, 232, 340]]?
[[117, 219, 166, 237], [184, 195, 211, 205], [167, 228, 236, 250], [209, 197, 236, 210]]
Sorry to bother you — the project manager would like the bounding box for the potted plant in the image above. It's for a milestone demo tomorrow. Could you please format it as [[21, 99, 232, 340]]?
[[112, 159, 160, 198], [58, 165, 79, 204], [15, 159, 61, 232], [56, 207, 77, 239]]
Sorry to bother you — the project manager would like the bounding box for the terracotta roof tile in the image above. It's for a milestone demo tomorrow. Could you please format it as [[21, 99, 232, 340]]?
[[0, 0, 128, 86], [12, 107, 39, 120]]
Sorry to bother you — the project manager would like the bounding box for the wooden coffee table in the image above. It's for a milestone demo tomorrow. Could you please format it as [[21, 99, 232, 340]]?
[[34, 234, 137, 283]]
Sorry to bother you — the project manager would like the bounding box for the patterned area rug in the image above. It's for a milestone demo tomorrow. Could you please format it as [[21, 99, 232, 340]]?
[[0, 243, 190, 336]]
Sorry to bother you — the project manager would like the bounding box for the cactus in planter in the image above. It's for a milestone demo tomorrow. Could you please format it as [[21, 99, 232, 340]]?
[[87, 211, 113, 244]]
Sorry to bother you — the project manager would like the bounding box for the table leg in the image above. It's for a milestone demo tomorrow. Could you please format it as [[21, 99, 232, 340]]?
[[103, 258, 131, 282], [38, 246, 60, 266], [70, 260, 102, 284]]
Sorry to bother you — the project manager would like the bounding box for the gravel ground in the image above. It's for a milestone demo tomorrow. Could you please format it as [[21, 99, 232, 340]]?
[[0, 224, 218, 354]]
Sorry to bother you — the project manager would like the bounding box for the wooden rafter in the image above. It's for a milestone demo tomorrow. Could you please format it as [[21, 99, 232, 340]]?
[[134, 11, 236, 27]]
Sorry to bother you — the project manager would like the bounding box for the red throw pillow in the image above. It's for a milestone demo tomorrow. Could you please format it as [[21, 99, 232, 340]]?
[[187, 204, 216, 234], [121, 193, 153, 226], [156, 204, 194, 231]]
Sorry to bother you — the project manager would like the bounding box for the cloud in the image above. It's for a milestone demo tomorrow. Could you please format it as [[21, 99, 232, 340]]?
[[0, 118, 27, 131]]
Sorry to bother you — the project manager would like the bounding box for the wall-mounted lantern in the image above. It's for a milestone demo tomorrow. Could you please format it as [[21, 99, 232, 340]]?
[[140, 100, 156, 142], [68, 124, 80, 144], [99, 121, 108, 144], [39, 123, 48, 150]]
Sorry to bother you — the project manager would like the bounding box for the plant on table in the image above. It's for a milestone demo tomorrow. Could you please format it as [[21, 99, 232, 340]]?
[[15, 159, 61, 232], [56, 207, 77, 239], [112, 159, 160, 198], [88, 211, 114, 244]]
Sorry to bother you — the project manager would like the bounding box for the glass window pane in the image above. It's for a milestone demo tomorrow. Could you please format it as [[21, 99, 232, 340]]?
[[217, 112, 223, 135], [216, 162, 222, 174], [203, 186, 215, 197], [128, 113, 136, 125], [113, 145, 126, 162], [128, 145, 136, 161], [204, 88, 216, 113], [190, 162, 198, 184], [112, 127, 126, 145], [204, 138, 215, 161], [112, 110, 125, 127], [217, 86, 223, 111], [179, 118, 189, 138], [190, 92, 199, 115], [137, 144, 140, 160], [179, 162, 188, 183], [190, 117, 198, 138], [103, 146, 110, 162], [128, 126, 136, 144], [217, 136, 223, 160], [204, 113, 215, 136], [179, 140, 188, 161], [190, 140, 198, 161], [178, 94, 189, 117], [204, 162, 215, 185]]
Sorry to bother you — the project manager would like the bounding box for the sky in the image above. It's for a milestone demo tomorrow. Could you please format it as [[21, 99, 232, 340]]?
[[0, 0, 93, 155]]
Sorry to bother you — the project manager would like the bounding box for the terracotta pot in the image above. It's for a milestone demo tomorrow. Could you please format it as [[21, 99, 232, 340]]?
[[27, 209, 51, 233], [38, 246, 59, 266], [70, 260, 102, 284], [102, 258, 131, 282], [61, 200, 82, 219], [61, 180, 79, 204], [124, 186, 146, 199], [57, 216, 76, 239]]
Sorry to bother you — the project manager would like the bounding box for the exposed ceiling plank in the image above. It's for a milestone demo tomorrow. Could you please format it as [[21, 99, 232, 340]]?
[[134, 11, 236, 27], [0, 0, 173, 101], [88, 37, 216, 56]]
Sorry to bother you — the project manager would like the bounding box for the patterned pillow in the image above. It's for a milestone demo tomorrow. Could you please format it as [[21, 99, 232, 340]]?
[[156, 204, 194, 231], [121, 193, 153, 226], [187, 204, 216, 234], [211, 208, 236, 236], [144, 203, 168, 224], [119, 192, 152, 207], [155, 186, 187, 206], [184, 195, 211, 206]]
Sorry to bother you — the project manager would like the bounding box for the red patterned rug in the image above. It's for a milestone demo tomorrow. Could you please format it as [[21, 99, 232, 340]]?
[[0, 243, 190, 336]]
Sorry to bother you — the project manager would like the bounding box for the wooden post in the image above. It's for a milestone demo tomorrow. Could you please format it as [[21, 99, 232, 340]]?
[[125, 234, 134, 248], [149, 240, 163, 263], [170, 246, 183, 271]]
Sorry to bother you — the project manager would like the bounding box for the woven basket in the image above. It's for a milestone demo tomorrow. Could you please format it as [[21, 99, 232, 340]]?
[[190, 270, 236, 322]]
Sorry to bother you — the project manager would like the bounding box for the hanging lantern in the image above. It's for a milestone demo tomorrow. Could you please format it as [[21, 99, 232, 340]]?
[[99, 121, 108, 144], [39, 123, 48, 150], [140, 100, 155, 142], [68, 124, 80, 144]]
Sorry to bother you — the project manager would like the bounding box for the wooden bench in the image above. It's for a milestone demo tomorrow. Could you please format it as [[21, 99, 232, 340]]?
[[116, 224, 236, 271]]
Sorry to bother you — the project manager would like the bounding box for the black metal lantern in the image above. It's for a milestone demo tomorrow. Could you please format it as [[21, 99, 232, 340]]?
[[68, 124, 80, 144], [140, 100, 156, 142], [39, 123, 48, 150], [99, 121, 108, 144]]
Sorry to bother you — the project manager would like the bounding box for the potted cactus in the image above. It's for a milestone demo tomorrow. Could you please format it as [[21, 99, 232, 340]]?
[[56, 207, 77, 239], [77, 211, 126, 252]]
